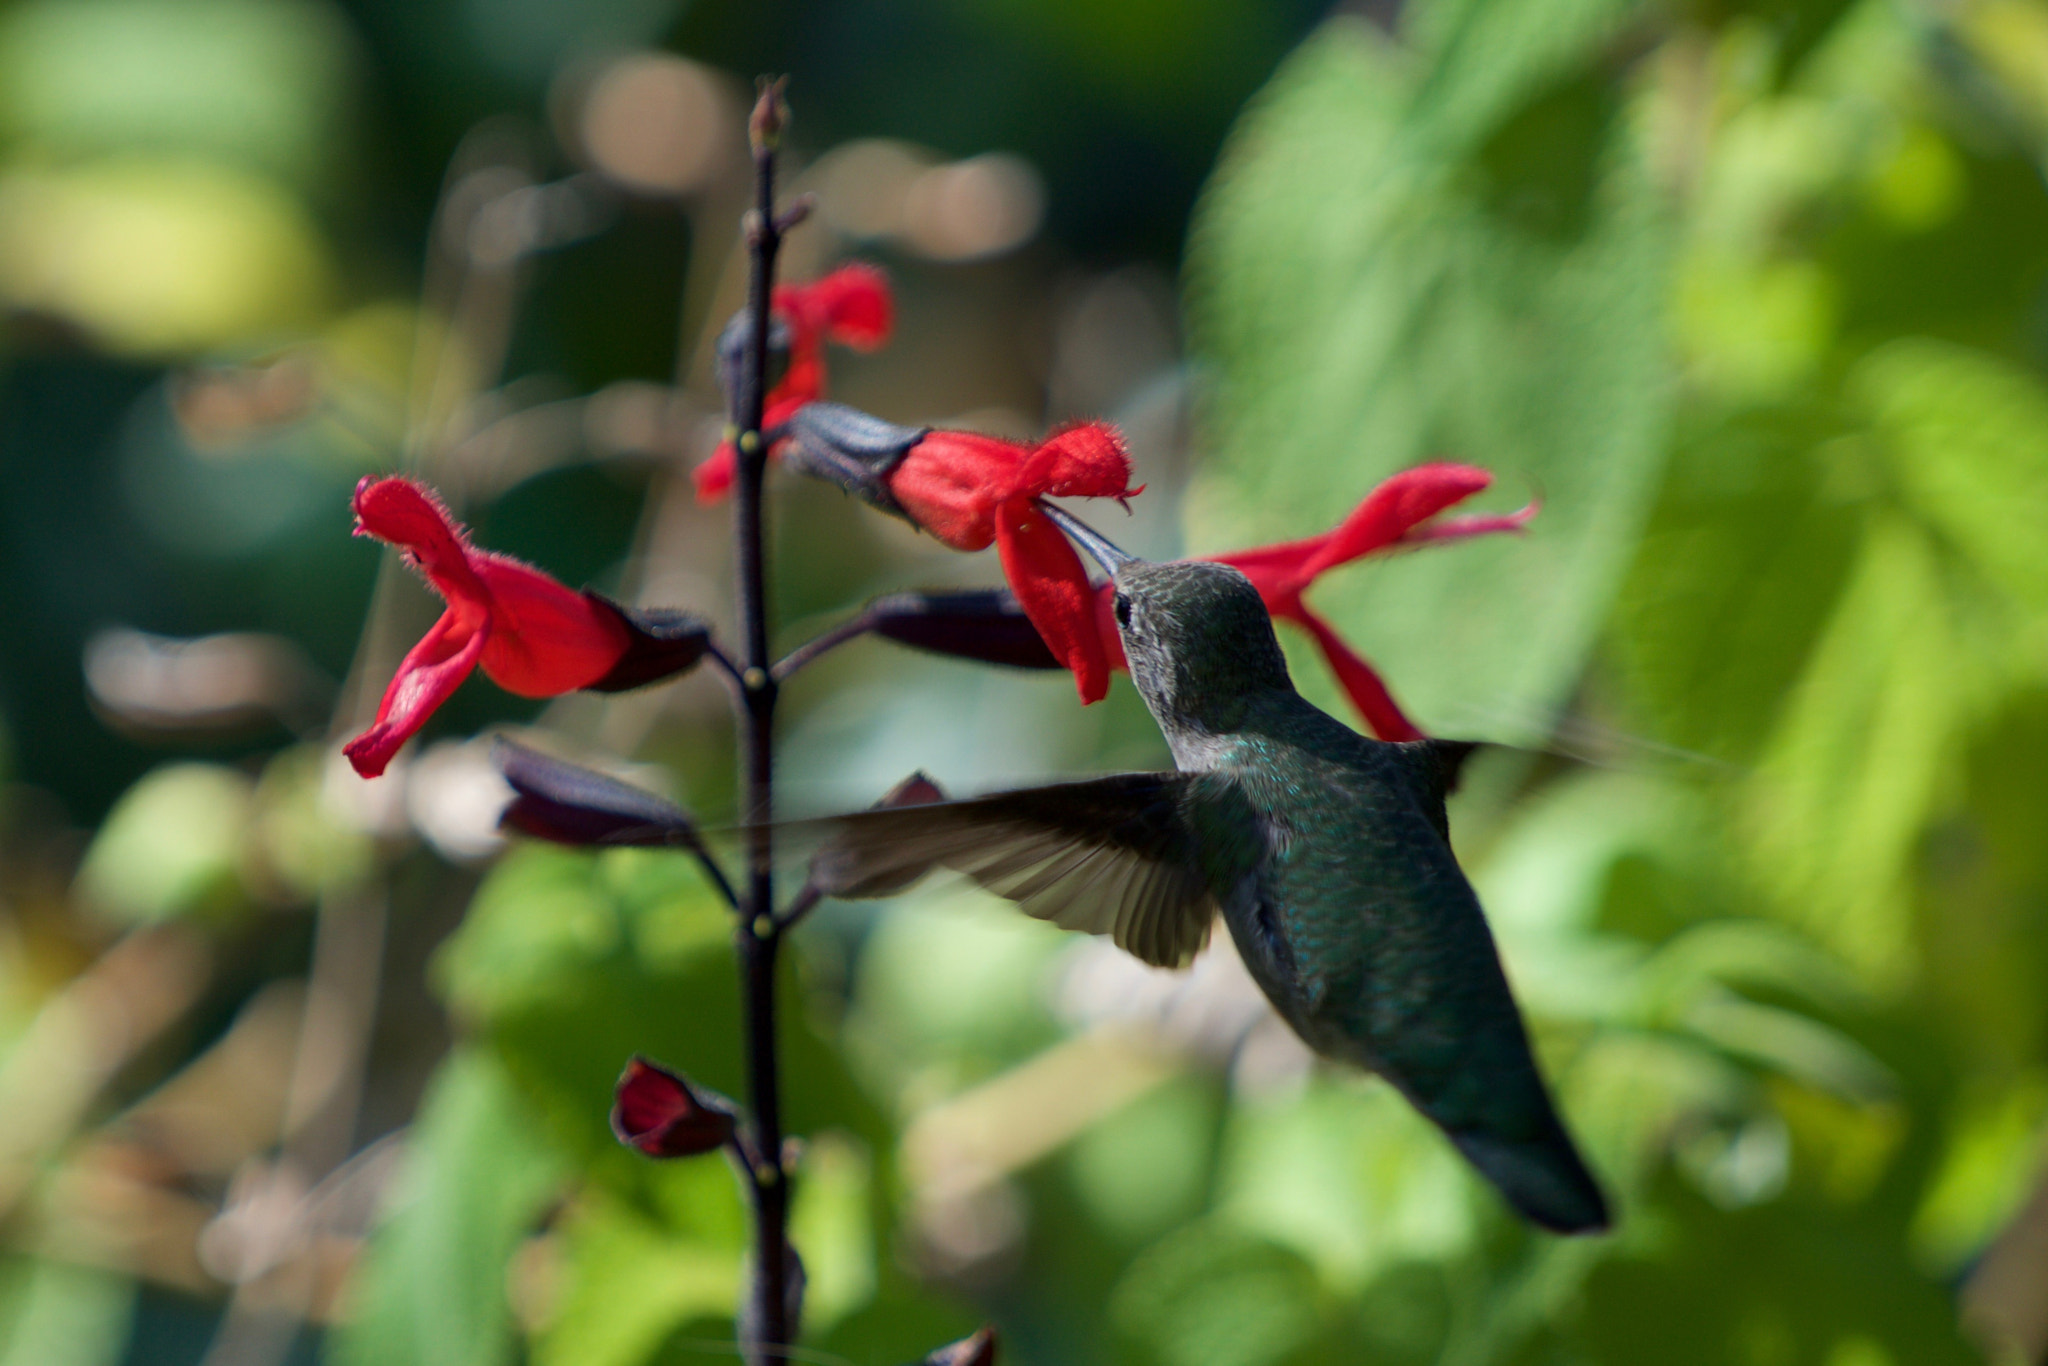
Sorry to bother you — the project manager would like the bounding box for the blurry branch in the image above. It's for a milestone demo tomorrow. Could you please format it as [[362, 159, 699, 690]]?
[[194, 884, 388, 1366], [900, 1027, 1178, 1205], [26, 1133, 404, 1324], [406, 119, 615, 467], [437, 380, 705, 504], [0, 926, 212, 1221], [84, 628, 335, 739]]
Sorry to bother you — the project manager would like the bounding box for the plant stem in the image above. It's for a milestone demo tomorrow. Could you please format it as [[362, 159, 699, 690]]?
[[733, 78, 793, 1364]]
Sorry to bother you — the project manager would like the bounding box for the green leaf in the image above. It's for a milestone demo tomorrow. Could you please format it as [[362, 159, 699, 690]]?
[[433, 845, 739, 1166], [1740, 515, 1990, 988], [1184, 10, 1672, 741], [1113, 1220, 1335, 1366], [0, 1257, 132, 1366], [74, 762, 254, 925], [1213, 1081, 1476, 1293], [326, 1049, 565, 1366], [1859, 337, 2048, 611], [1607, 406, 1863, 763], [787, 1131, 878, 1334], [1911, 1072, 2048, 1273], [532, 1191, 741, 1366]]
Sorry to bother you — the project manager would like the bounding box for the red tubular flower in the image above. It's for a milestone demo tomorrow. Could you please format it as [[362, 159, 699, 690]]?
[[1094, 464, 1535, 740], [884, 423, 1137, 703], [343, 477, 631, 777], [693, 263, 894, 503]]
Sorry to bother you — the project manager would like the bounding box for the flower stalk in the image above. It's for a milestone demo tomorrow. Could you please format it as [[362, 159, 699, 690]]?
[[732, 75, 796, 1364]]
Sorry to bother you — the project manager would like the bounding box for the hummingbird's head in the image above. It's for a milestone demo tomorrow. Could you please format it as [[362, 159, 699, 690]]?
[[1109, 559, 1293, 733], [1037, 501, 1293, 735]]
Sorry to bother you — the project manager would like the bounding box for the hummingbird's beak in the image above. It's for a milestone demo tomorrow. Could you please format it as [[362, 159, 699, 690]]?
[[1038, 501, 1139, 572]]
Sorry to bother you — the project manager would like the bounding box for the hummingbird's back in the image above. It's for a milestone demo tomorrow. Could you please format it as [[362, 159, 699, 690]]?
[[1219, 698, 1610, 1233]]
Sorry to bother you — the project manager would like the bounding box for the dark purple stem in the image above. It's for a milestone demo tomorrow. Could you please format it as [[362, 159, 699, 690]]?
[[733, 78, 793, 1363], [772, 605, 881, 682]]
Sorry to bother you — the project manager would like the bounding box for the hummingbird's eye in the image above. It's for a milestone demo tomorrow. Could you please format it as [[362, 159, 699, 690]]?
[[1113, 593, 1133, 629]]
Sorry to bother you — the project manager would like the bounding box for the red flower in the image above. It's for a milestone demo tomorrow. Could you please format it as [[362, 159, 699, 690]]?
[[343, 477, 631, 777], [1095, 464, 1534, 740], [693, 263, 893, 503], [887, 424, 1138, 704], [611, 1057, 737, 1158]]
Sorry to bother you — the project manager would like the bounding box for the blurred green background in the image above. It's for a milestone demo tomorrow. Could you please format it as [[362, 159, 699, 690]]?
[[6, 0, 2048, 1362]]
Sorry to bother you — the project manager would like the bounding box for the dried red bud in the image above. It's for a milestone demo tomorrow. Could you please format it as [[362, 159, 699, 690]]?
[[610, 1057, 738, 1158]]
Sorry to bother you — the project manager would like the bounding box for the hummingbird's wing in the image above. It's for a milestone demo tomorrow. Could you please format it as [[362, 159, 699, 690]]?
[[809, 773, 1221, 968]]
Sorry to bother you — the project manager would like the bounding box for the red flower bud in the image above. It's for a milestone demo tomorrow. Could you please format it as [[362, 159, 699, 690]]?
[[611, 1056, 738, 1158]]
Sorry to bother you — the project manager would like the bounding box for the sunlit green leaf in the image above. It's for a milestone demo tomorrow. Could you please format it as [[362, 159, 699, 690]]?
[[1113, 1220, 1334, 1366], [328, 1049, 566, 1366], [1741, 515, 1992, 988], [531, 1192, 740, 1366], [1860, 338, 2048, 612], [75, 762, 254, 925], [1911, 1072, 2048, 1273], [1214, 1081, 1476, 1292], [1608, 406, 1863, 762], [788, 1131, 878, 1333], [1064, 1075, 1217, 1244], [0, 158, 334, 356], [1185, 9, 1672, 741], [0, 1256, 132, 1366]]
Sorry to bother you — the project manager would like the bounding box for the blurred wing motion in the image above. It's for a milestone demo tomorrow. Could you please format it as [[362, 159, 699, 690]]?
[[810, 772, 1218, 968]]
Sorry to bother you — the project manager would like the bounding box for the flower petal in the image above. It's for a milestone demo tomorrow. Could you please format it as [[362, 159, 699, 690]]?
[[343, 608, 489, 777], [352, 476, 489, 605], [1019, 422, 1135, 499], [692, 443, 737, 503], [886, 431, 1024, 550], [471, 553, 630, 697], [997, 500, 1110, 702], [1212, 534, 1328, 600], [1297, 464, 1495, 582], [776, 262, 893, 349], [1291, 606, 1424, 741], [1396, 501, 1539, 545]]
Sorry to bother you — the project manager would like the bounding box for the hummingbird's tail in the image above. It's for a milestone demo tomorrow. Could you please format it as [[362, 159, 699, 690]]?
[[1447, 1124, 1611, 1234]]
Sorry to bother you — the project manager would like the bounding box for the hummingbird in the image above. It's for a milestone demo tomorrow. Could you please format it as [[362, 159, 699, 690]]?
[[807, 504, 1609, 1234]]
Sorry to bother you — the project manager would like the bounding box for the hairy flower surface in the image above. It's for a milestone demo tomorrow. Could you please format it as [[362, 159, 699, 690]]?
[[782, 403, 1139, 701], [693, 263, 893, 502], [889, 424, 1138, 703], [1096, 464, 1534, 739], [344, 477, 631, 776]]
